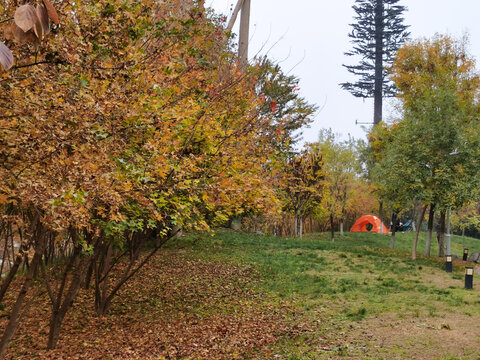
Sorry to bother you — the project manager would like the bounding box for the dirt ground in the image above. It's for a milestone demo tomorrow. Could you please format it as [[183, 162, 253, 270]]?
[[353, 313, 480, 359]]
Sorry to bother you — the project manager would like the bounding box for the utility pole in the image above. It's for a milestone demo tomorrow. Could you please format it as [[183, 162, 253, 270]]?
[[226, 0, 250, 70]]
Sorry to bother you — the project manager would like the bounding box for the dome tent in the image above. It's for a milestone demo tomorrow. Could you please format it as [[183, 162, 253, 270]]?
[[350, 215, 389, 234]]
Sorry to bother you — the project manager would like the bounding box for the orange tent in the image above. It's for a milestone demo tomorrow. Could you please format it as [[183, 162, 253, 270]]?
[[350, 215, 389, 233]]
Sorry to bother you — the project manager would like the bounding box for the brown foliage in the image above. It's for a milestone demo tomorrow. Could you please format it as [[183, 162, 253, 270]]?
[[2, 252, 297, 359]]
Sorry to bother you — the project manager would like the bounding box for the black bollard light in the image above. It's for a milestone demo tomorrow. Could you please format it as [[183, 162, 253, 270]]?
[[445, 255, 453, 273], [465, 266, 474, 290], [463, 248, 469, 261]]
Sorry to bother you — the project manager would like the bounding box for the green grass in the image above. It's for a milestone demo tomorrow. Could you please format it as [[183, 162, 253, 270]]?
[[164, 230, 480, 358], [166, 230, 480, 310]]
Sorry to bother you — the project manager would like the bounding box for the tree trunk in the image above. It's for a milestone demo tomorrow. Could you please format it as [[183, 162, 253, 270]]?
[[437, 210, 446, 258], [0, 232, 35, 303], [94, 232, 171, 316], [390, 211, 397, 249], [230, 216, 242, 230], [379, 201, 384, 234], [84, 258, 94, 290], [424, 204, 436, 257], [412, 205, 427, 260], [340, 188, 347, 236], [373, 0, 384, 125], [47, 251, 90, 350], [0, 225, 46, 358], [299, 217, 303, 239], [43, 229, 93, 350], [94, 242, 113, 315], [411, 203, 417, 232], [0, 253, 23, 304], [294, 211, 298, 237], [330, 214, 335, 242]]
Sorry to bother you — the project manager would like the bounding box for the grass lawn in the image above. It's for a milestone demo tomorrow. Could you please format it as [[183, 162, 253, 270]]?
[[4, 230, 480, 359], [165, 230, 480, 360]]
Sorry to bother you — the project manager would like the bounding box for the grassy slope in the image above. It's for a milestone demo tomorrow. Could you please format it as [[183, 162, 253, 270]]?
[[5, 230, 480, 359], [167, 230, 480, 359]]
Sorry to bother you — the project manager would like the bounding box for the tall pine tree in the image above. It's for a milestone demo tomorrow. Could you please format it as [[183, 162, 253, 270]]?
[[341, 0, 409, 125]]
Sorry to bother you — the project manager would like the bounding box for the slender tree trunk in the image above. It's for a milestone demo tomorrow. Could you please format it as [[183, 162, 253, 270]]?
[[47, 250, 90, 350], [0, 223, 29, 303], [424, 204, 436, 257], [84, 259, 94, 290], [412, 205, 427, 260], [330, 214, 335, 242], [94, 242, 113, 315], [390, 211, 397, 249], [230, 216, 242, 230], [0, 223, 8, 276], [294, 210, 298, 237], [437, 210, 446, 258], [94, 231, 173, 316], [0, 251, 25, 303], [411, 203, 417, 232], [340, 188, 347, 236], [299, 217, 303, 239], [96, 242, 163, 316], [379, 201, 384, 234], [0, 226, 46, 358], [373, 0, 384, 125]]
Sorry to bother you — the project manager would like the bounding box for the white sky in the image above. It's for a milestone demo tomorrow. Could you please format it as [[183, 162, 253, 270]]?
[[206, 0, 480, 144]]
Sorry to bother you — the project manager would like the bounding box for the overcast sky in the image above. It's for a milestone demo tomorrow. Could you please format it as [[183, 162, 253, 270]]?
[[206, 0, 480, 144]]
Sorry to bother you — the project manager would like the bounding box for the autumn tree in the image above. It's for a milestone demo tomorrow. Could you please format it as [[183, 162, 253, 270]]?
[[379, 34, 480, 258], [282, 146, 325, 238], [341, 0, 409, 125], [225, 57, 318, 230], [316, 130, 359, 242], [254, 58, 318, 153], [0, 0, 282, 354], [450, 203, 480, 238]]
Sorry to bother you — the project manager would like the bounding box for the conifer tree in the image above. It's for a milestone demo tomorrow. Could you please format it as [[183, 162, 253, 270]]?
[[341, 0, 409, 125]]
